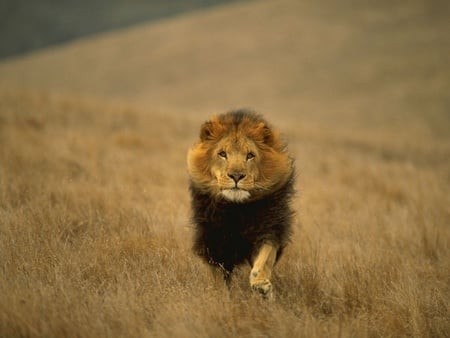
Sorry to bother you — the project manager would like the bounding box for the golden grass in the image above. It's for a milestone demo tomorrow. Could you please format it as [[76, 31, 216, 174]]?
[[0, 89, 449, 337]]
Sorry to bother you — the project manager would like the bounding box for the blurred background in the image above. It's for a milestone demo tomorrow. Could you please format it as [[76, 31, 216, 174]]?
[[0, 0, 448, 131], [0, 0, 245, 59]]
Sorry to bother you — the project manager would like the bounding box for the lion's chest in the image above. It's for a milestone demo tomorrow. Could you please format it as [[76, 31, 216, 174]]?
[[191, 182, 293, 270], [199, 202, 270, 264], [210, 202, 267, 235]]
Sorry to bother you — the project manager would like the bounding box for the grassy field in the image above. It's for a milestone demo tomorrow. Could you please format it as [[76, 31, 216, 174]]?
[[1, 0, 449, 337]]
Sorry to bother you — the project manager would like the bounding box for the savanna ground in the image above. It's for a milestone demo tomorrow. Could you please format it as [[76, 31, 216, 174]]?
[[1, 0, 450, 337]]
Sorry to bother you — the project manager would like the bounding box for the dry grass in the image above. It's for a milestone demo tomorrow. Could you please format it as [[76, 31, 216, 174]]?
[[1, 0, 450, 336], [0, 89, 449, 337]]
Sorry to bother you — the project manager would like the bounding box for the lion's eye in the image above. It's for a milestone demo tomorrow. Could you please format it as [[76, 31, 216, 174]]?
[[246, 152, 255, 160], [218, 151, 227, 159]]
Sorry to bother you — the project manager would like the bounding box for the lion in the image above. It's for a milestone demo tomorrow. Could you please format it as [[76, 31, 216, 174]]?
[[187, 109, 295, 299]]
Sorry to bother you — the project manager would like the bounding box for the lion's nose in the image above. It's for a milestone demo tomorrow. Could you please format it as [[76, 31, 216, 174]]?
[[228, 172, 246, 183]]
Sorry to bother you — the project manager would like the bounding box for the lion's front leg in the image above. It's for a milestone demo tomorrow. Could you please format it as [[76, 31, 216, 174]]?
[[249, 242, 278, 299]]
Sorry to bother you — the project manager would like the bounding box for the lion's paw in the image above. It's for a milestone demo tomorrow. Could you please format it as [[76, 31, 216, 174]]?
[[251, 279, 273, 300]]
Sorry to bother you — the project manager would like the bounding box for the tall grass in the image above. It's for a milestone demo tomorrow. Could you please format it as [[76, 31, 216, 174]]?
[[1, 89, 449, 337]]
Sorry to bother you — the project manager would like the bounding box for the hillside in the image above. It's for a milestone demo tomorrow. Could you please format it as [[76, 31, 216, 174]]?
[[1, 0, 449, 337], [1, 1, 449, 125], [0, 0, 244, 58]]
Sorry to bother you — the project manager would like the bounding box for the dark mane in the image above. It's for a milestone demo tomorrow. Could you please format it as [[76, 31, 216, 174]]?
[[220, 108, 266, 127], [190, 172, 295, 276]]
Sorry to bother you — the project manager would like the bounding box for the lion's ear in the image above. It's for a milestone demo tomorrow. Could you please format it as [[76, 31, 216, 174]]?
[[199, 121, 213, 141], [256, 122, 276, 146], [200, 116, 226, 141]]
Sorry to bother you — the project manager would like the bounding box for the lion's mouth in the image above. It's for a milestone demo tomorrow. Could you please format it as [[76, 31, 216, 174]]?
[[221, 188, 250, 202]]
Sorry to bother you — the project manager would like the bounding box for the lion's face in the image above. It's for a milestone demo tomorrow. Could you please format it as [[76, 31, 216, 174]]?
[[209, 134, 260, 202], [188, 111, 293, 203]]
